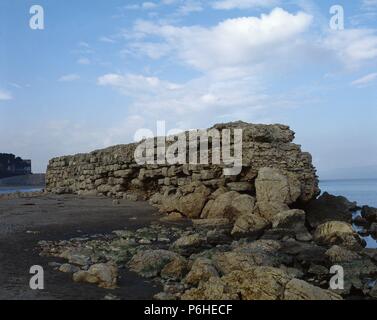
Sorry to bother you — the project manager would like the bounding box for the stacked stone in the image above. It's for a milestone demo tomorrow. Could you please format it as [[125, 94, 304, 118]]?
[[46, 121, 319, 204]]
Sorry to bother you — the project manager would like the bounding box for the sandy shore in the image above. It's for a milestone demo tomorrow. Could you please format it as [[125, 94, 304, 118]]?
[[0, 194, 162, 300]]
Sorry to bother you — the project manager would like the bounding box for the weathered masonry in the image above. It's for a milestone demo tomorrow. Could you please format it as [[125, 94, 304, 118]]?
[[46, 121, 319, 203]]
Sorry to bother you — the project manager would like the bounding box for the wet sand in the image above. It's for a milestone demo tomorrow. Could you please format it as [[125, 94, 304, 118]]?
[[0, 194, 162, 300]]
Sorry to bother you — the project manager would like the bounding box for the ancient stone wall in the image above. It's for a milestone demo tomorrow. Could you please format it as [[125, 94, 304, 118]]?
[[46, 121, 319, 204]]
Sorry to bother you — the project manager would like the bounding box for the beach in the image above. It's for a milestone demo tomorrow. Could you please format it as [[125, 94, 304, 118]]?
[[0, 194, 162, 300]]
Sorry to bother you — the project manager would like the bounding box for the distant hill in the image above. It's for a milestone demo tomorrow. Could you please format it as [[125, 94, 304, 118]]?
[[0, 174, 45, 187]]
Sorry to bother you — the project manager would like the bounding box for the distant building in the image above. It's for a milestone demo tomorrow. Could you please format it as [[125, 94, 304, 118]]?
[[0, 153, 32, 178]]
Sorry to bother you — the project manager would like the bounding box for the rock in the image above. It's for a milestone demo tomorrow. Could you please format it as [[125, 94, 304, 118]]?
[[203, 191, 238, 219], [369, 222, 377, 234], [280, 239, 328, 265], [324, 252, 377, 295], [305, 192, 357, 229], [160, 212, 185, 222], [361, 206, 377, 223], [177, 183, 211, 218], [353, 215, 369, 227], [128, 250, 180, 278], [283, 279, 342, 300], [185, 258, 219, 286], [226, 182, 252, 192], [307, 264, 329, 276], [212, 240, 291, 275], [154, 292, 177, 300], [73, 263, 118, 289], [255, 167, 301, 220], [192, 219, 231, 229], [204, 192, 259, 235], [325, 245, 361, 263], [182, 266, 292, 300], [256, 202, 290, 221], [61, 250, 91, 267], [59, 263, 80, 273], [268, 209, 312, 242], [181, 276, 238, 300], [314, 221, 363, 249], [161, 256, 189, 281], [231, 213, 269, 238], [171, 234, 206, 255]]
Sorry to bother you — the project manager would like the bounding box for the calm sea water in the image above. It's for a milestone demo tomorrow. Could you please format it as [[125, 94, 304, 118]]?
[[0, 187, 43, 195], [320, 179, 377, 248]]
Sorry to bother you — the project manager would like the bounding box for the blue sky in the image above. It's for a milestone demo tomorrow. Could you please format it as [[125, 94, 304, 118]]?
[[0, 0, 377, 179]]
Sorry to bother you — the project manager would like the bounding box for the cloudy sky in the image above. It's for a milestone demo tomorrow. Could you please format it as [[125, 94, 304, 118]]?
[[0, 0, 377, 179]]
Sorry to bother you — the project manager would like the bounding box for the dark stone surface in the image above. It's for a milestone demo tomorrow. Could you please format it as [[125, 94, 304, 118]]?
[[304, 192, 357, 229]]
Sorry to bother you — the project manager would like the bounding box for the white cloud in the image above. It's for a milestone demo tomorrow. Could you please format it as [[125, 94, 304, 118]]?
[[99, 36, 116, 43], [142, 2, 158, 9], [177, 1, 203, 15], [133, 8, 313, 72], [0, 89, 12, 101], [58, 74, 81, 82], [324, 29, 377, 68], [212, 0, 279, 10], [351, 72, 377, 87], [123, 2, 158, 10], [98, 73, 182, 95]]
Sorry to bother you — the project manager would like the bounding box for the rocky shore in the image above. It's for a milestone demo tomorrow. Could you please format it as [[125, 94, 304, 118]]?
[[2, 122, 377, 300], [34, 180, 377, 300]]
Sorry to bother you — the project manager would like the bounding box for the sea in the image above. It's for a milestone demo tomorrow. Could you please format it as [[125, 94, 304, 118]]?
[[320, 179, 377, 248], [0, 187, 43, 195]]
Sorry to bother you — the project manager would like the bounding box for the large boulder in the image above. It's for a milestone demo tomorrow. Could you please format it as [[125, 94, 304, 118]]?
[[181, 266, 342, 300], [255, 168, 301, 221], [313, 221, 363, 250], [202, 192, 255, 221], [264, 209, 312, 242], [305, 192, 357, 229], [202, 192, 266, 237], [161, 256, 189, 281], [171, 234, 206, 255], [184, 258, 219, 286], [231, 213, 269, 238], [283, 279, 342, 300], [181, 266, 292, 300], [152, 183, 211, 219], [73, 263, 118, 289], [177, 183, 211, 218], [212, 240, 291, 275]]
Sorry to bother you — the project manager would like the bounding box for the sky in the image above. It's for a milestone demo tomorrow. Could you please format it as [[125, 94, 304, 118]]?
[[0, 0, 377, 179]]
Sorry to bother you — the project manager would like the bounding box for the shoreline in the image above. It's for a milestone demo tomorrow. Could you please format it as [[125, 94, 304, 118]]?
[[0, 194, 162, 300]]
